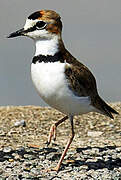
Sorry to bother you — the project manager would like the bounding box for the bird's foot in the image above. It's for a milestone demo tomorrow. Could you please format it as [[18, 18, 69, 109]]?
[[47, 124, 56, 146], [51, 166, 60, 172]]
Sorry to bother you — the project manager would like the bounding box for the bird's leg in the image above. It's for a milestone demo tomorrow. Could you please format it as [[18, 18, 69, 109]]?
[[47, 115, 68, 146], [52, 115, 74, 172]]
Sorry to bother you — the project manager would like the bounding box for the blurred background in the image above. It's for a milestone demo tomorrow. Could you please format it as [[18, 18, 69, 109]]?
[[0, 0, 121, 106]]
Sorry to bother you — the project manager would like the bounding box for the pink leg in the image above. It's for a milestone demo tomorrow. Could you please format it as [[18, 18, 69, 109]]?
[[47, 115, 68, 146], [52, 116, 74, 171]]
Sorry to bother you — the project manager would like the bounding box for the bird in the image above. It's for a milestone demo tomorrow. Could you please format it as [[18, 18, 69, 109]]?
[[8, 10, 118, 171]]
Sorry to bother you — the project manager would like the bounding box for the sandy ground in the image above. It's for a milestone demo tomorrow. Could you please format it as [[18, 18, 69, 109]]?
[[0, 103, 120, 149], [0, 103, 121, 179]]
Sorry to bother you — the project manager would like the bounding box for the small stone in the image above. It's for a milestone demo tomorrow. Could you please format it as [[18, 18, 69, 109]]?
[[0, 168, 3, 175], [116, 147, 121, 152], [8, 158, 14, 162], [4, 155, 12, 159], [0, 131, 6, 136], [23, 154, 35, 160], [3, 147, 12, 153], [14, 119, 26, 127], [87, 131, 103, 137], [28, 144, 40, 148], [38, 155, 45, 161], [31, 168, 40, 175], [81, 165, 88, 170], [14, 154, 21, 160], [73, 166, 80, 172], [109, 124, 114, 128], [23, 167, 31, 172], [16, 147, 25, 155], [66, 159, 75, 163], [90, 148, 99, 155]]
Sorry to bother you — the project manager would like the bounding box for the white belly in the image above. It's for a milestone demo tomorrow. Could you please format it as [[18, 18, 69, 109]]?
[[31, 62, 94, 115]]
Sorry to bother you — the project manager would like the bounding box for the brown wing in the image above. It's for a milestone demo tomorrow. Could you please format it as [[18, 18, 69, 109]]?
[[62, 49, 98, 98], [63, 49, 118, 118], [65, 63, 98, 97]]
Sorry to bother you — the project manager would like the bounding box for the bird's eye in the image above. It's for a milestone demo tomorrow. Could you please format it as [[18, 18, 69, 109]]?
[[36, 21, 47, 29]]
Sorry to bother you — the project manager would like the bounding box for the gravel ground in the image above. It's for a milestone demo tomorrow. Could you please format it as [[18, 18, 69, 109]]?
[[0, 103, 121, 179]]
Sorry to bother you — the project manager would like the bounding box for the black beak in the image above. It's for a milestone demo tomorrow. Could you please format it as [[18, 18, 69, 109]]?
[[7, 28, 25, 38]]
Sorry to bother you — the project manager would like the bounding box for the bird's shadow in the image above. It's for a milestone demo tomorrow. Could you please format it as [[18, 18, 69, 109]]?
[[0, 145, 121, 171], [65, 146, 121, 171]]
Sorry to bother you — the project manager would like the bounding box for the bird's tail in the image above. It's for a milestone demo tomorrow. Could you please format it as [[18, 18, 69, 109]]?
[[93, 95, 119, 119]]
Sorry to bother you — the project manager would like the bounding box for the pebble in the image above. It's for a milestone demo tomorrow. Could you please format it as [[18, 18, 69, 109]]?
[[0, 146, 120, 179], [13, 154, 21, 160], [8, 159, 14, 162], [23, 167, 31, 172], [87, 131, 103, 137], [3, 147, 12, 153], [30, 168, 40, 175], [116, 147, 121, 152], [0, 103, 121, 179], [14, 119, 26, 127], [0, 168, 3, 175], [23, 154, 35, 160]]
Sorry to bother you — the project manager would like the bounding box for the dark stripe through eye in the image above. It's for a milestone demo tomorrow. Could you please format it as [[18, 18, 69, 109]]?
[[24, 21, 47, 33], [24, 25, 36, 33]]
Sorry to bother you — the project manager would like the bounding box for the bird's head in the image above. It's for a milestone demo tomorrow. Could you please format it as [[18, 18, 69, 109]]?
[[8, 10, 62, 40]]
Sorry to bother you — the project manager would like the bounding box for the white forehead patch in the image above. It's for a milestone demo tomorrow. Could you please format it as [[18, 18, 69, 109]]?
[[24, 18, 38, 30]]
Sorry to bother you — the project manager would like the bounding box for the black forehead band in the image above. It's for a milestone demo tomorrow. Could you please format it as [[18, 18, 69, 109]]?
[[28, 11, 42, 20]]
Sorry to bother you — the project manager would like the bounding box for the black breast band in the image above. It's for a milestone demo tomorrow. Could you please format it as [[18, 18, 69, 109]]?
[[32, 52, 63, 64]]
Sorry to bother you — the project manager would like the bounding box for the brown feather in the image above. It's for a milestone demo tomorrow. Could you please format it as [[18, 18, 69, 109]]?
[[59, 42, 118, 118]]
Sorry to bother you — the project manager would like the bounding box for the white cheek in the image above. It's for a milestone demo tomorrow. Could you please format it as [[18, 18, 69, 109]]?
[[27, 29, 54, 40], [26, 29, 49, 39]]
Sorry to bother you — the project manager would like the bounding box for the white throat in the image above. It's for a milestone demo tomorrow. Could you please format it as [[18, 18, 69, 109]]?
[[35, 35, 59, 56]]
